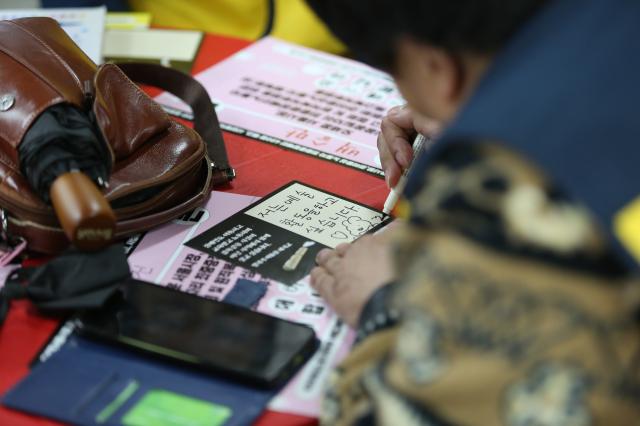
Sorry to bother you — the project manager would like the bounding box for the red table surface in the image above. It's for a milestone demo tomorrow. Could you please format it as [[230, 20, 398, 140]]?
[[0, 33, 388, 426]]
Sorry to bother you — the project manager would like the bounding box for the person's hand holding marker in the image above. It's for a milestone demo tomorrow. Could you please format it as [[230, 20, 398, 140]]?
[[377, 105, 440, 213]]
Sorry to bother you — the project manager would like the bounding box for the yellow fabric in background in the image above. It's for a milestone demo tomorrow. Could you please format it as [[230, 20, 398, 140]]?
[[614, 196, 640, 264], [128, 0, 346, 54]]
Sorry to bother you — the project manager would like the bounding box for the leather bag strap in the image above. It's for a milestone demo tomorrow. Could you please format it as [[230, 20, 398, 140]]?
[[115, 62, 235, 185]]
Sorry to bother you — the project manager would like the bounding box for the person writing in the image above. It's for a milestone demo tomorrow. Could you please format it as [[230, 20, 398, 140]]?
[[307, 0, 640, 424]]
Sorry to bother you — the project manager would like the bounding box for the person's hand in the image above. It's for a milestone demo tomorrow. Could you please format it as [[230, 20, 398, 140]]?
[[310, 226, 398, 328], [378, 105, 440, 188]]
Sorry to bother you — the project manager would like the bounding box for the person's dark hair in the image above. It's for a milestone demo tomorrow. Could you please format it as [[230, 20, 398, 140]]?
[[305, 0, 547, 71]]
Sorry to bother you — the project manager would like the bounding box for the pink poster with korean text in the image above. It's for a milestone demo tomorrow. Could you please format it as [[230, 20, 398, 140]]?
[[156, 37, 405, 177]]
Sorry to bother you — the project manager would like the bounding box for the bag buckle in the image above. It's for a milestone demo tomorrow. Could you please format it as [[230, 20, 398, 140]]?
[[0, 210, 27, 267], [210, 162, 236, 183], [222, 167, 236, 181]]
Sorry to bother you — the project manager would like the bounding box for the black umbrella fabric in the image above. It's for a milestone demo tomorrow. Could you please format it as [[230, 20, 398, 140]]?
[[16, 103, 116, 251], [18, 103, 111, 203], [0, 243, 131, 325]]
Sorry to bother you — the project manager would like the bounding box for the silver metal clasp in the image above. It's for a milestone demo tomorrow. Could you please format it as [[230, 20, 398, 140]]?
[[0, 94, 15, 112], [1, 209, 9, 243], [0, 209, 26, 264]]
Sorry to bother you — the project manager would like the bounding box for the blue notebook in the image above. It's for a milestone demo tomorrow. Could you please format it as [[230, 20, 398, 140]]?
[[2, 335, 276, 426]]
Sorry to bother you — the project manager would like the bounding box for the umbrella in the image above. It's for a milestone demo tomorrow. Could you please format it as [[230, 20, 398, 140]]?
[[18, 103, 116, 251]]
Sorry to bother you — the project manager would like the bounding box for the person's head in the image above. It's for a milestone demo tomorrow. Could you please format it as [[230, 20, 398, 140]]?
[[305, 0, 546, 122]]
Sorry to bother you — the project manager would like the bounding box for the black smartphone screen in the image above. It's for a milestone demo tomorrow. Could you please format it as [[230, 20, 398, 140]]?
[[76, 278, 318, 387]]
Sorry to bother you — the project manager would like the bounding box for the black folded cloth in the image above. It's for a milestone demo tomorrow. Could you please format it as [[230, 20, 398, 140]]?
[[0, 243, 130, 325]]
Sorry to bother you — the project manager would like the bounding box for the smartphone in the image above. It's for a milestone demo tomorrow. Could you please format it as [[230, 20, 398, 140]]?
[[76, 278, 318, 388]]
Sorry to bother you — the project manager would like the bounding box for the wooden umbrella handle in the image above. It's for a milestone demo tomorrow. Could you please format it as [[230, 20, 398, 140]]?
[[49, 171, 116, 251]]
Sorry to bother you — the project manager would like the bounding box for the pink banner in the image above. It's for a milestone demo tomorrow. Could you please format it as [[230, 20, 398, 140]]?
[[157, 37, 405, 176]]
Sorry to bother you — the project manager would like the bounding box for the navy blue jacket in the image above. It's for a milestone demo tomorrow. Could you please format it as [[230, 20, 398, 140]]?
[[407, 0, 640, 270]]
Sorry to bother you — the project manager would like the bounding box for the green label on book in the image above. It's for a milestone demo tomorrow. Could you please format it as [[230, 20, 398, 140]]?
[[122, 389, 232, 426]]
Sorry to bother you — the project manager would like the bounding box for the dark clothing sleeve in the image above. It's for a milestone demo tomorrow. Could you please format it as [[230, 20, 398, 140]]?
[[355, 282, 398, 344]]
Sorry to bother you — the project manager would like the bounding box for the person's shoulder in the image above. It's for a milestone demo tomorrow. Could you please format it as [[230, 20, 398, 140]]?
[[406, 140, 622, 272]]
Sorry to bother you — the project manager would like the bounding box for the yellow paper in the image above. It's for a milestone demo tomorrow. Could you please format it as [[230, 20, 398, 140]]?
[[103, 29, 201, 62], [106, 12, 151, 30], [614, 196, 640, 263]]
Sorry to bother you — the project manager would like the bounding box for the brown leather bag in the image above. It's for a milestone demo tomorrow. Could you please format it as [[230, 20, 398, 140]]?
[[0, 17, 234, 254]]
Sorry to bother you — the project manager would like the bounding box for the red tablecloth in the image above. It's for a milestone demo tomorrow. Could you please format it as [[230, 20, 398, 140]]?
[[0, 34, 388, 426]]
